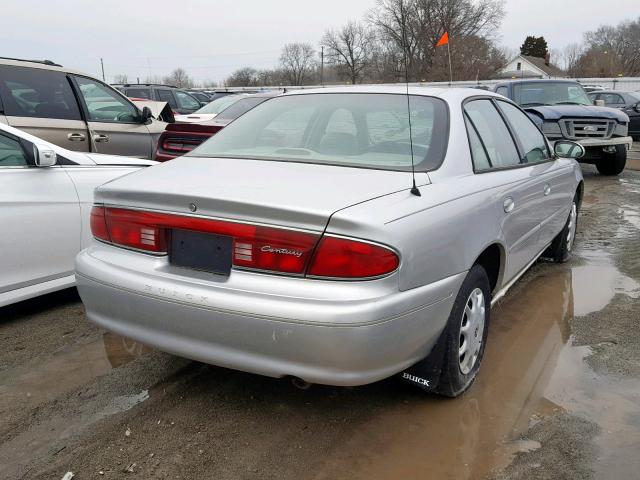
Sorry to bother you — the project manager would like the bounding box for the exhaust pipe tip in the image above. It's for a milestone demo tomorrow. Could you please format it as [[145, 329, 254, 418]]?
[[290, 377, 313, 390]]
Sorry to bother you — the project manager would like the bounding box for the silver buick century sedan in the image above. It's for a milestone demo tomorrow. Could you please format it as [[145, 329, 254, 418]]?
[[76, 87, 585, 397]]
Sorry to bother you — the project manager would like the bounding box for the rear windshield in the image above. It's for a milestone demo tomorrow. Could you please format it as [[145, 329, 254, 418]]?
[[196, 94, 245, 114], [187, 93, 449, 171], [214, 96, 272, 121]]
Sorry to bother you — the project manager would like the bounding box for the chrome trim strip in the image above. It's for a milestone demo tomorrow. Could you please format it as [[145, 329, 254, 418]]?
[[0, 271, 74, 294]]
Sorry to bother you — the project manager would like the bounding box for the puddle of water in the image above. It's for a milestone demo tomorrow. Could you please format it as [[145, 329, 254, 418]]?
[[0, 333, 152, 414], [571, 250, 640, 317], [311, 256, 640, 480], [312, 268, 575, 480], [0, 334, 153, 478]]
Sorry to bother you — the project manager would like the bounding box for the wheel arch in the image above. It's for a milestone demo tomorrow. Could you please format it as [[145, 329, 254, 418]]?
[[576, 180, 584, 208], [472, 242, 505, 295]]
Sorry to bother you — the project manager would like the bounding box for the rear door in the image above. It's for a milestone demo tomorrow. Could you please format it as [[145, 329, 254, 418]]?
[[0, 65, 89, 151], [0, 130, 80, 295], [464, 98, 549, 282], [72, 75, 154, 158]]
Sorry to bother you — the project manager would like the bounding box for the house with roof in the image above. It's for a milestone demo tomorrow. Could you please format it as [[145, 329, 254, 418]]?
[[498, 54, 567, 79]]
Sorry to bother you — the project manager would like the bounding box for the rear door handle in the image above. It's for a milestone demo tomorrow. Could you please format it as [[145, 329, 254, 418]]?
[[67, 133, 86, 142], [93, 134, 110, 143], [503, 197, 515, 213], [543, 184, 551, 196]]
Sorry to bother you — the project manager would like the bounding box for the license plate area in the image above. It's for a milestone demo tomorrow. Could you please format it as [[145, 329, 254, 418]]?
[[170, 229, 233, 276]]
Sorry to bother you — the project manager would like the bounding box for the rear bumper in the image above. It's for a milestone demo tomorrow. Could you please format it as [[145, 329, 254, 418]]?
[[75, 245, 464, 386]]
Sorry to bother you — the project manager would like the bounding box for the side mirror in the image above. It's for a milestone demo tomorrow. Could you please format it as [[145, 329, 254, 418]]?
[[140, 106, 153, 124], [554, 140, 585, 159], [33, 144, 57, 167], [594, 99, 605, 107], [634, 103, 640, 113]]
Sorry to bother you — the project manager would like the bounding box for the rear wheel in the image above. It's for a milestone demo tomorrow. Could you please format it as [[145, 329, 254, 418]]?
[[596, 145, 626, 175], [436, 264, 491, 397]]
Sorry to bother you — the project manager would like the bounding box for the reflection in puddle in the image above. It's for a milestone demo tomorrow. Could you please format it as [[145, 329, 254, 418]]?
[[0, 333, 152, 411], [0, 334, 153, 478]]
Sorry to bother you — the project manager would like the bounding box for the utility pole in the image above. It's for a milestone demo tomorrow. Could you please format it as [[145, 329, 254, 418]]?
[[320, 46, 324, 87], [100, 58, 105, 82]]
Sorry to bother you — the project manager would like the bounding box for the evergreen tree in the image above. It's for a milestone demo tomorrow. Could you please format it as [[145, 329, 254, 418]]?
[[520, 36, 549, 58]]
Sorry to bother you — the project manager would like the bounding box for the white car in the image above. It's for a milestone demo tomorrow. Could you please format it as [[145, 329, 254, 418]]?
[[172, 94, 248, 123], [0, 123, 155, 307]]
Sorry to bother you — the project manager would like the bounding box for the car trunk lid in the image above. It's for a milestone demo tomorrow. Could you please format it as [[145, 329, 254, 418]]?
[[94, 156, 428, 231]]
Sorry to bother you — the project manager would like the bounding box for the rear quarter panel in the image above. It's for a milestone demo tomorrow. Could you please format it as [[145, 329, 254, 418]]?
[[327, 171, 508, 293], [64, 166, 145, 249]]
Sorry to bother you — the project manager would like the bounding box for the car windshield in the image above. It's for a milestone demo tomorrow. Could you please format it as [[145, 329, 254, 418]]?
[[628, 92, 640, 102], [195, 94, 246, 114], [187, 93, 449, 171], [513, 82, 592, 106]]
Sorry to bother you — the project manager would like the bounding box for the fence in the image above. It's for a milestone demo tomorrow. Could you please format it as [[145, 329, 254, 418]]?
[[196, 77, 640, 93]]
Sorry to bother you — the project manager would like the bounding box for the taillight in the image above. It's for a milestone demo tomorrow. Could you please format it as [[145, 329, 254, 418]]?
[[90, 207, 399, 279], [90, 206, 109, 242], [307, 236, 399, 279]]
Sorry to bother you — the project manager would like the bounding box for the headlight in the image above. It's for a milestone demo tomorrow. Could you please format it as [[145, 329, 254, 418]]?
[[541, 122, 562, 137], [614, 122, 628, 136]]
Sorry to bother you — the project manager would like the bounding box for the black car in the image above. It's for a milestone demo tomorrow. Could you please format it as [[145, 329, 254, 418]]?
[[113, 84, 203, 114], [588, 90, 640, 140]]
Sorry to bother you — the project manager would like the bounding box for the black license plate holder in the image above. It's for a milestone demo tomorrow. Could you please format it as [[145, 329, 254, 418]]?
[[170, 229, 233, 276]]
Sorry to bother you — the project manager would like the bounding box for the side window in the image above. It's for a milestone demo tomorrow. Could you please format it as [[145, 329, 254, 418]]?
[[464, 99, 520, 170], [75, 77, 139, 123], [496, 86, 509, 97], [0, 134, 29, 167], [156, 89, 177, 108], [0, 65, 81, 120], [174, 91, 200, 110], [601, 93, 623, 105], [125, 88, 151, 100], [497, 100, 550, 163], [464, 115, 491, 170]]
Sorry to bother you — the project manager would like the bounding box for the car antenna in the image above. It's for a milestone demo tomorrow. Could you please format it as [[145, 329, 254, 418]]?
[[403, 38, 421, 197]]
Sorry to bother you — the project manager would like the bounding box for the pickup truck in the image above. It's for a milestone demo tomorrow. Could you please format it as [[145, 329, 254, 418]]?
[[494, 79, 632, 175]]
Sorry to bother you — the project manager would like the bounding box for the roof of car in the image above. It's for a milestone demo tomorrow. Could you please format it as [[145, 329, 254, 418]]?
[[0, 57, 88, 76], [282, 85, 504, 102], [496, 79, 579, 86]]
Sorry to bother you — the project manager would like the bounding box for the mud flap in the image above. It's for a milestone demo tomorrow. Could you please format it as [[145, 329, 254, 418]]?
[[398, 327, 448, 393]]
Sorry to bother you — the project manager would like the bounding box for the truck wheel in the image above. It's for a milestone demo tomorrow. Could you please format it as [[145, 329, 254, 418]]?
[[436, 264, 491, 398], [596, 145, 626, 175], [544, 194, 579, 263]]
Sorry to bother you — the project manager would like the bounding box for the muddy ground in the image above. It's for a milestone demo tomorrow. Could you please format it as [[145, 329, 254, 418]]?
[[1, 166, 639, 480]]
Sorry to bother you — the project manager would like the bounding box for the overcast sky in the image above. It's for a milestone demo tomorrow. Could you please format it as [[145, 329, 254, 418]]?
[[1, 0, 638, 84]]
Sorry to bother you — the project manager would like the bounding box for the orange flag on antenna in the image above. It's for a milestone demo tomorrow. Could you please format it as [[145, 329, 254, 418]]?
[[436, 32, 449, 47]]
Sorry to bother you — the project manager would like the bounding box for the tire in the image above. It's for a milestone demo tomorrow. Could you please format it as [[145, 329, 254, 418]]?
[[436, 264, 491, 398], [596, 144, 626, 175], [544, 193, 579, 263]]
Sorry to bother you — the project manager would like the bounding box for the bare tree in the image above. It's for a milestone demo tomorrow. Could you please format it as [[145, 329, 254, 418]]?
[[225, 67, 259, 87], [581, 17, 640, 76], [113, 74, 129, 84], [144, 74, 164, 84], [368, 0, 505, 80], [322, 21, 374, 84], [280, 43, 316, 85], [163, 68, 193, 88]]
